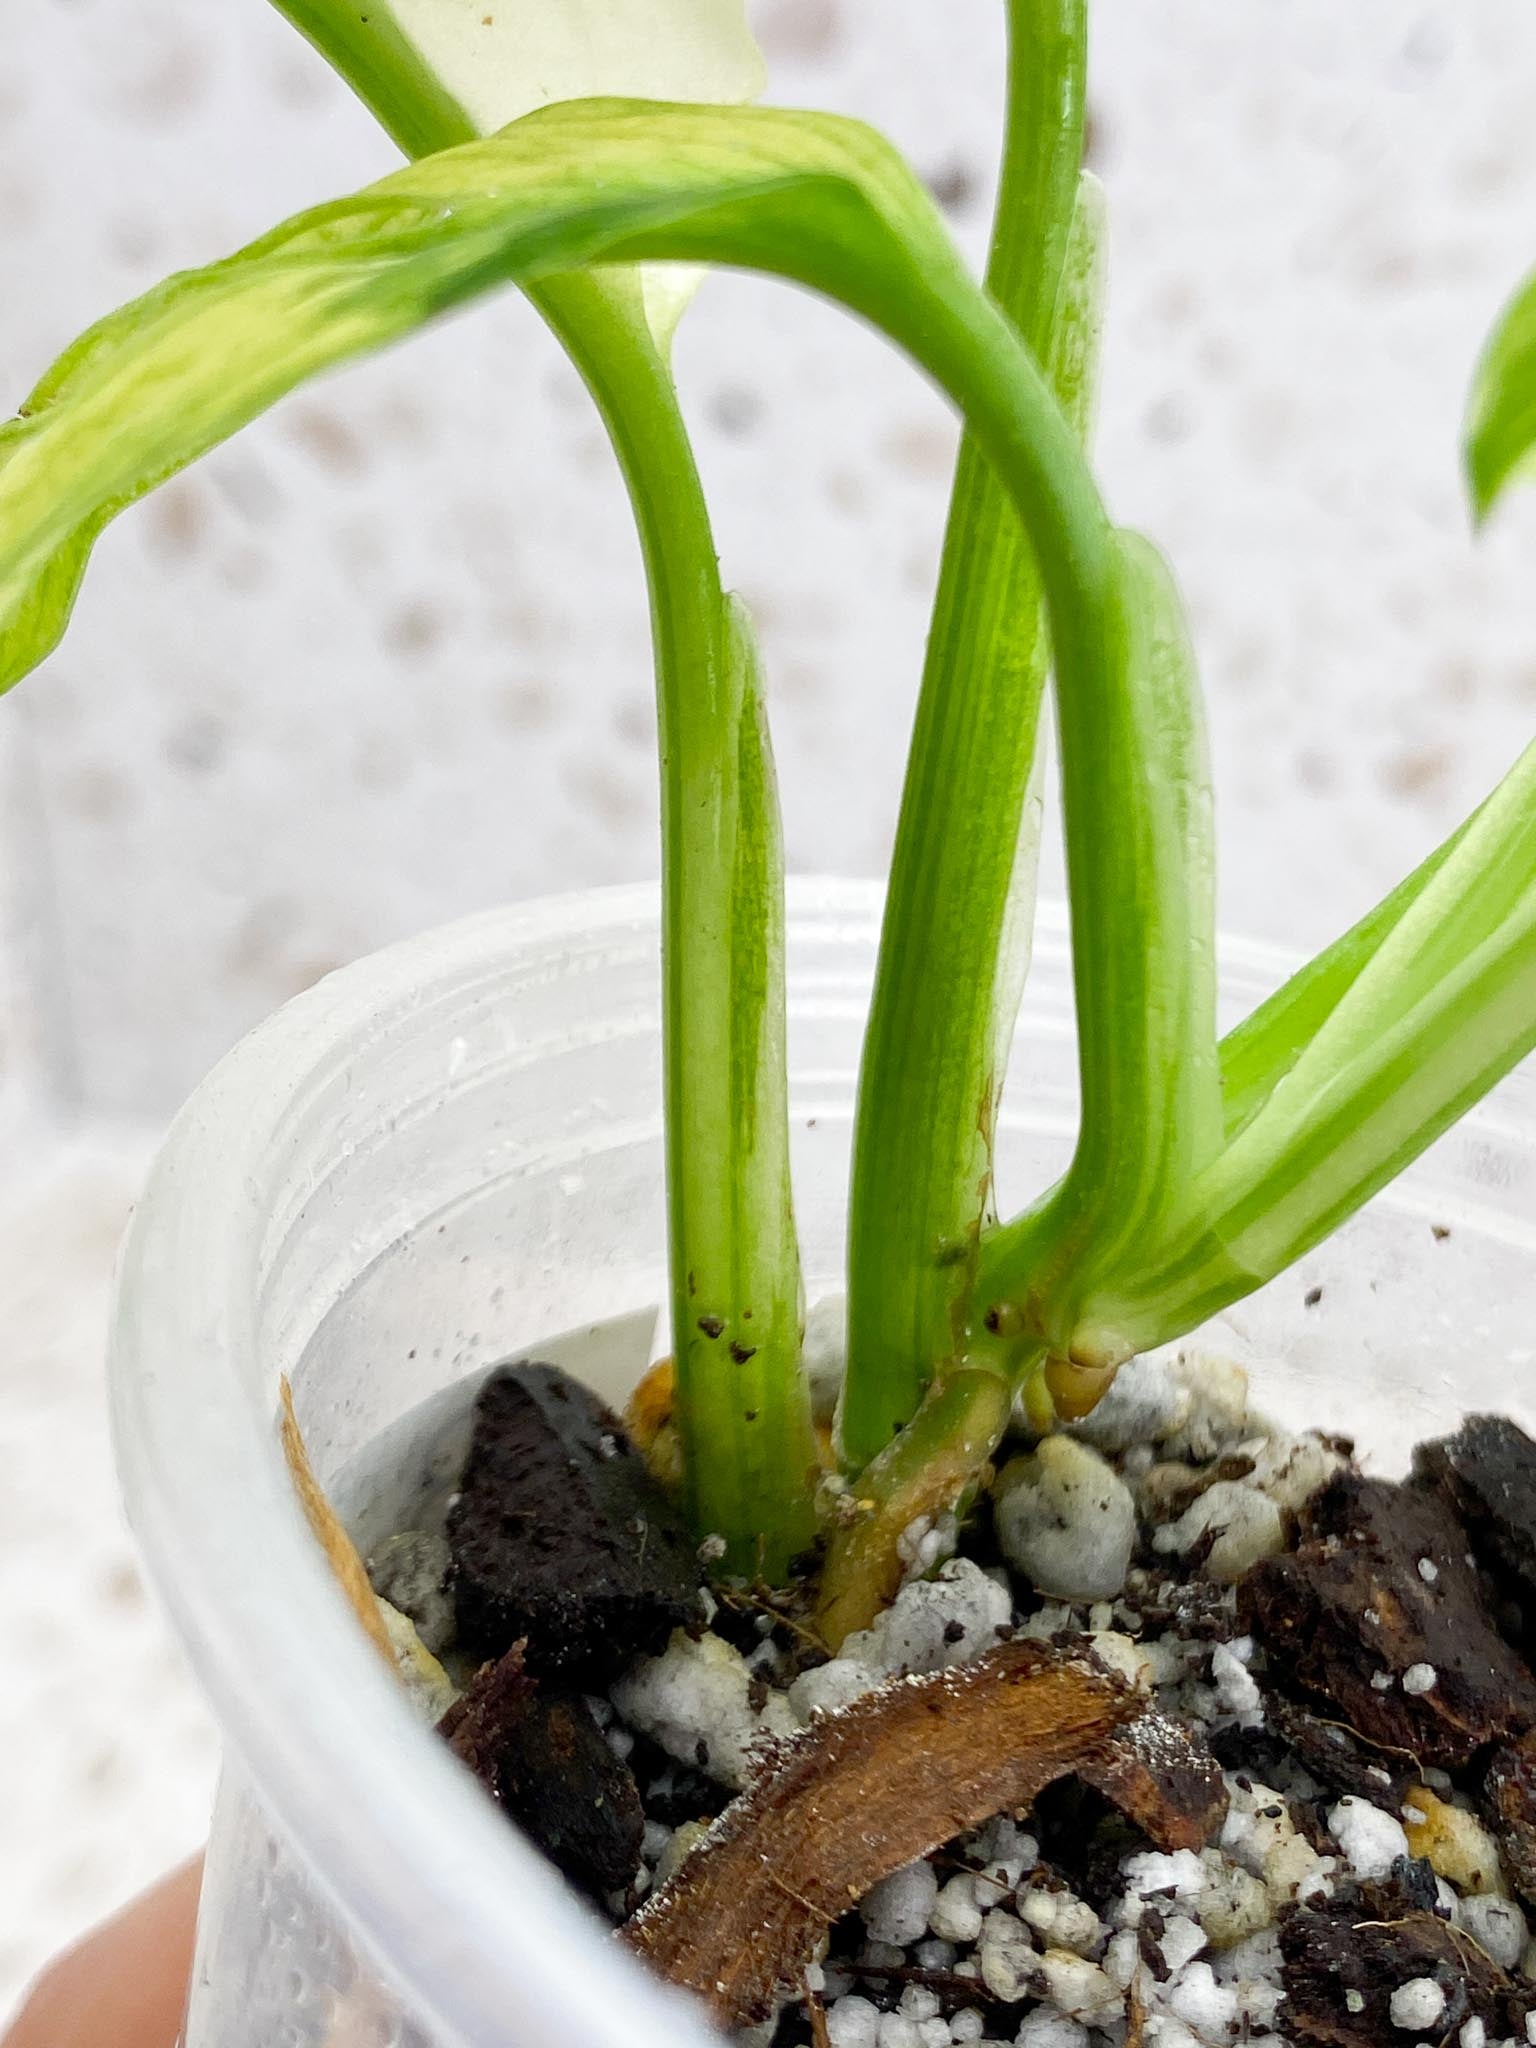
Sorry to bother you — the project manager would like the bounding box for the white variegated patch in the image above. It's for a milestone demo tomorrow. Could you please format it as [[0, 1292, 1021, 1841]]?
[[387, 0, 763, 135]]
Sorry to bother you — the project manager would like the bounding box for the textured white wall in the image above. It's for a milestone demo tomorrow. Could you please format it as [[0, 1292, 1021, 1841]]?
[[7, 0, 1536, 2017], [4, 0, 1536, 1118]]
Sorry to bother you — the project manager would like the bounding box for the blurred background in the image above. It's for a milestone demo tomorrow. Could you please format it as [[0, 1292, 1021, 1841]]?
[[6, 0, 1536, 2017]]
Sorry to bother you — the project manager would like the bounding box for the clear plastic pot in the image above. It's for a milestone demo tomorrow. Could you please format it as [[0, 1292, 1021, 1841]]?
[[109, 878, 1536, 2048]]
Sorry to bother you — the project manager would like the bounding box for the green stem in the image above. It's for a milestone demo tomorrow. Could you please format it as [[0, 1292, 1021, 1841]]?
[[818, 1364, 1016, 1649], [267, 0, 479, 155], [541, 280, 814, 1574], [842, 0, 1089, 1469], [258, 13, 813, 1573]]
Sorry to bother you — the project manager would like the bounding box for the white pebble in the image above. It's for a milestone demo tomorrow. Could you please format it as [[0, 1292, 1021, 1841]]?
[[1328, 1796, 1410, 1881], [1221, 1776, 1296, 1876], [1102, 1929, 1140, 1991], [1145, 2023, 1202, 2048], [1018, 1888, 1101, 1957], [1087, 1631, 1155, 1692], [1243, 1429, 1347, 1513], [789, 1656, 880, 1722], [1119, 1849, 1206, 1906], [1402, 1663, 1438, 1696], [931, 1873, 984, 1945], [978, 1911, 1036, 2003], [1034, 1952, 1118, 2019], [1194, 1848, 1275, 1947], [803, 1292, 848, 1424], [1014, 2011, 1088, 2048], [1389, 1978, 1446, 2031], [1158, 1916, 1208, 1974], [612, 1629, 794, 1788], [843, 1559, 1012, 1678], [878, 2016, 922, 2048], [828, 1997, 882, 2048], [1211, 1640, 1262, 1716], [1152, 1482, 1285, 1584], [1168, 1346, 1251, 1458], [1070, 1353, 1190, 1451], [1168, 1962, 1240, 2038], [1459, 1894, 1528, 1971], [994, 1439, 1137, 1600], [900, 1987, 943, 2024], [1418, 1558, 1440, 1584], [863, 1860, 941, 1947], [863, 1941, 907, 1970]]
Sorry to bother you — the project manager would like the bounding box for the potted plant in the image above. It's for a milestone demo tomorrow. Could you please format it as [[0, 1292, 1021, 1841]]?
[[11, 1, 1536, 2043]]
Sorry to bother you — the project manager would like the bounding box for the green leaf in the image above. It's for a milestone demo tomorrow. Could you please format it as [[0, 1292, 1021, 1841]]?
[[842, 0, 1091, 1469], [977, 527, 1220, 1373], [1466, 262, 1536, 521], [0, 98, 1116, 711], [1105, 737, 1536, 1350], [1218, 806, 1476, 1139]]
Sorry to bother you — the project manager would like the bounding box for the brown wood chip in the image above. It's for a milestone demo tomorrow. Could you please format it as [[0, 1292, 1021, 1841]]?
[[623, 1639, 1225, 2025], [279, 1377, 394, 1663]]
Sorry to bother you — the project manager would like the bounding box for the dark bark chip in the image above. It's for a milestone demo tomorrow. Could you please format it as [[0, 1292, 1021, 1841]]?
[[447, 1362, 699, 1676]]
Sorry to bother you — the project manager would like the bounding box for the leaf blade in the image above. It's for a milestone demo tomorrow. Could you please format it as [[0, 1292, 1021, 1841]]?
[[1466, 262, 1536, 521]]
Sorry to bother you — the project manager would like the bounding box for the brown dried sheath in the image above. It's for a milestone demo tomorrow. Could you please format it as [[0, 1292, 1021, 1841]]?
[[623, 1640, 1225, 2025]]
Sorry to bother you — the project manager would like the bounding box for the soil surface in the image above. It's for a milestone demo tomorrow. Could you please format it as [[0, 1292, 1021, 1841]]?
[[364, 1331, 1536, 2048]]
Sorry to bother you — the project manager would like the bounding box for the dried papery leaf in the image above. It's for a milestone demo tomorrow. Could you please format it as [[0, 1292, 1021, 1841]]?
[[279, 1377, 394, 1663], [624, 1640, 1225, 2025]]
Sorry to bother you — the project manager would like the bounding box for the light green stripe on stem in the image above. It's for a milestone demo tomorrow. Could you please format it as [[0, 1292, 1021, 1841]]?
[[842, 0, 1091, 1470]]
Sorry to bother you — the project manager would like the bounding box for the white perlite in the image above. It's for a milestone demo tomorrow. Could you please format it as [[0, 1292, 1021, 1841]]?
[[977, 1910, 1035, 2003], [861, 1861, 940, 1948], [802, 1291, 848, 1426], [1328, 1796, 1410, 1881], [788, 1655, 879, 1723], [1152, 1481, 1285, 1584], [1210, 1639, 1262, 1716], [1034, 1953, 1119, 2020], [842, 1559, 1012, 1679], [929, 1873, 984, 1945], [1069, 1353, 1190, 1452], [1402, 1662, 1438, 1695], [1457, 1893, 1529, 1971], [826, 1997, 881, 2048], [1242, 1430, 1347, 1513], [1389, 1978, 1447, 2031], [1015, 2010, 1089, 2048], [1167, 1346, 1251, 1460], [610, 1628, 795, 1789], [994, 1438, 1137, 1600]]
